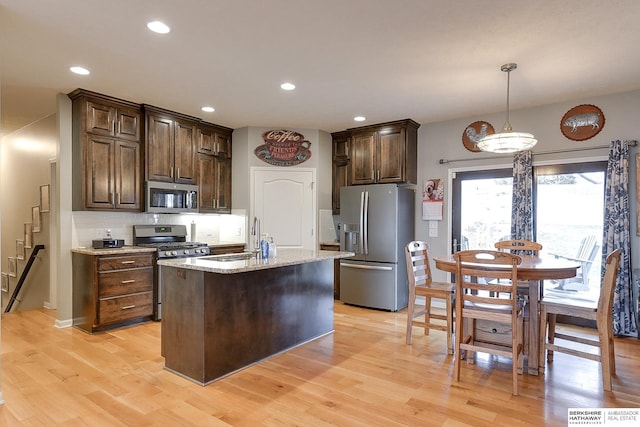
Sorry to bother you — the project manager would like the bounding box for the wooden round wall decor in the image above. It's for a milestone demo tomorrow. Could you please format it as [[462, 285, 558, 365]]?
[[560, 104, 605, 141], [462, 121, 495, 152]]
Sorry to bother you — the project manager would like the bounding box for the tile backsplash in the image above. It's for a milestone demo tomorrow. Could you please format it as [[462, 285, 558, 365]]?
[[72, 211, 247, 248]]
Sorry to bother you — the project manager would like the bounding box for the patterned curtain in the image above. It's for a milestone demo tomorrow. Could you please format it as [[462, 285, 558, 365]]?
[[511, 150, 533, 241], [602, 140, 637, 337]]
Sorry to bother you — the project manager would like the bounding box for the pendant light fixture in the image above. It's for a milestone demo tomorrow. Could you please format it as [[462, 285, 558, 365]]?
[[476, 63, 537, 154]]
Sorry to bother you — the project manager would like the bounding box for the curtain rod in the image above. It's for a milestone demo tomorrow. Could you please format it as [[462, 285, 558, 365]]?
[[438, 140, 638, 165]]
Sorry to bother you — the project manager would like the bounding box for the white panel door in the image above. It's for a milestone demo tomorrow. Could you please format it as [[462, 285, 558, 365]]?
[[252, 167, 316, 250]]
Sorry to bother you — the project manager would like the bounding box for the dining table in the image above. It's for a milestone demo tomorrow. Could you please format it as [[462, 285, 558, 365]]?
[[433, 254, 580, 374]]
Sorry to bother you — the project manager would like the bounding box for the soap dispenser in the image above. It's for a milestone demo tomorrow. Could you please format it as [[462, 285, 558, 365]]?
[[260, 233, 269, 259]]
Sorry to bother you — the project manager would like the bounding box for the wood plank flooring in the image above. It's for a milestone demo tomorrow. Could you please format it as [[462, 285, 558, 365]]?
[[0, 302, 638, 426]]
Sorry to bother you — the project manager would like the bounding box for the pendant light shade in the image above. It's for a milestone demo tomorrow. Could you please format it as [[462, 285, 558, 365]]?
[[476, 63, 537, 154]]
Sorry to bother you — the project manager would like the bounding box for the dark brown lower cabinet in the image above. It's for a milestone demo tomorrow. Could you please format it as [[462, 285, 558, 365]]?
[[72, 251, 154, 333]]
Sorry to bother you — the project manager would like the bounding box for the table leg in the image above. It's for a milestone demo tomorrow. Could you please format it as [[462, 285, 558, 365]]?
[[527, 280, 540, 375]]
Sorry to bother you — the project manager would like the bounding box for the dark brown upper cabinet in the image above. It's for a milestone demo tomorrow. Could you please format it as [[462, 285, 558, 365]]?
[[144, 106, 197, 185], [69, 89, 143, 211]]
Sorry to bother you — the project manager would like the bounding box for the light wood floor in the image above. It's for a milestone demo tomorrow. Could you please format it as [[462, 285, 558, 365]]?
[[0, 303, 638, 426]]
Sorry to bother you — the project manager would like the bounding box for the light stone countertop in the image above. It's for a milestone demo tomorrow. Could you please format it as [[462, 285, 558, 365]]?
[[71, 246, 157, 256], [71, 243, 246, 256], [157, 248, 354, 274]]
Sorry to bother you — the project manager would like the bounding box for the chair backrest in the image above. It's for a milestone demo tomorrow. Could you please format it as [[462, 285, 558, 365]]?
[[576, 235, 598, 260], [453, 250, 522, 310], [495, 239, 542, 256], [599, 249, 621, 317], [405, 241, 434, 288]]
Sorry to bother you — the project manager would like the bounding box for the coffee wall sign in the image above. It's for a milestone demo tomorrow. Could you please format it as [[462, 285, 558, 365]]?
[[254, 129, 312, 166]]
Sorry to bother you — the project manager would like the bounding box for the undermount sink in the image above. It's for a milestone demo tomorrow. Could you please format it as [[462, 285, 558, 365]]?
[[199, 252, 257, 262]]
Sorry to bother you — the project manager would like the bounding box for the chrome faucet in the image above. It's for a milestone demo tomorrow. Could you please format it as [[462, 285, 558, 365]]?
[[251, 216, 261, 251]]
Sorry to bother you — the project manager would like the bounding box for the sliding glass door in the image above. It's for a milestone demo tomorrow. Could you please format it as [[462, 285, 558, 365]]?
[[451, 169, 513, 252], [452, 161, 607, 299], [534, 162, 606, 300]]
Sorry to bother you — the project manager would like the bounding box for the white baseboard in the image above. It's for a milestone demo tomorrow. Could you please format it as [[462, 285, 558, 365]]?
[[55, 318, 73, 329]]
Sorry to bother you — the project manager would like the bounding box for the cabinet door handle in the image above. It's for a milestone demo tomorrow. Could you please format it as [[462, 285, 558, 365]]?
[[121, 305, 136, 310], [110, 192, 115, 205], [170, 167, 174, 179], [176, 167, 180, 179], [116, 193, 120, 205], [121, 280, 135, 284], [121, 261, 136, 264]]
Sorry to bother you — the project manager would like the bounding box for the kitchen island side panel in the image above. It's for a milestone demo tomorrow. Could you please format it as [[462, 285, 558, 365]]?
[[161, 259, 334, 385]]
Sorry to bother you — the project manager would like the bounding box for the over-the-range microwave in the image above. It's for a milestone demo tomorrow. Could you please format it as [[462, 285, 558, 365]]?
[[145, 181, 199, 213]]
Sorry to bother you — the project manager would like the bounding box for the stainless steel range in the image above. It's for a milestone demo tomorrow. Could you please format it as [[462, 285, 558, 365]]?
[[133, 224, 210, 320]]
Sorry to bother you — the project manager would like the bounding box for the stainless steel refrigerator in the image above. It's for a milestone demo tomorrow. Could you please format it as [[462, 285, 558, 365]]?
[[339, 184, 414, 311]]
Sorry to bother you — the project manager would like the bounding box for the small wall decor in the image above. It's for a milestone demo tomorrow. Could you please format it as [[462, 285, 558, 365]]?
[[462, 121, 495, 152], [32, 206, 41, 232], [16, 240, 25, 260], [8, 257, 17, 277], [560, 104, 605, 141], [1, 273, 8, 292], [422, 178, 444, 220], [24, 223, 33, 248], [40, 184, 50, 213], [254, 129, 312, 166]]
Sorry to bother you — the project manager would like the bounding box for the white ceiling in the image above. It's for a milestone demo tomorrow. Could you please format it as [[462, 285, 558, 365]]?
[[2, 0, 640, 137]]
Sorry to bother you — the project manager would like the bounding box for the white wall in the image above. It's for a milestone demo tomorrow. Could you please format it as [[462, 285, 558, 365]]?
[[416, 89, 640, 281], [1, 114, 56, 312], [231, 126, 333, 246]]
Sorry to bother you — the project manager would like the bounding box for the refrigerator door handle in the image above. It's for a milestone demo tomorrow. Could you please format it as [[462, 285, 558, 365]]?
[[340, 262, 393, 271], [363, 191, 369, 254], [359, 191, 365, 254]]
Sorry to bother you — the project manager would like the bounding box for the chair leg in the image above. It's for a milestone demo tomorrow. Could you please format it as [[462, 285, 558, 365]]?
[[547, 313, 556, 363], [406, 296, 415, 345], [446, 294, 453, 355], [512, 317, 520, 396], [538, 305, 547, 373], [424, 296, 431, 336], [598, 319, 614, 391], [453, 306, 462, 381], [608, 322, 616, 375]]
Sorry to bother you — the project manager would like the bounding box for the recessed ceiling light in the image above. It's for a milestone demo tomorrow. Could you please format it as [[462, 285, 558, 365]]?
[[147, 21, 170, 34], [70, 66, 90, 75], [354, 116, 366, 122], [201, 106, 215, 113], [280, 82, 296, 91]]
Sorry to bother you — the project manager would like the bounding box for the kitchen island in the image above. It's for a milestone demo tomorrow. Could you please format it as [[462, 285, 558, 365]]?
[[157, 249, 353, 385]]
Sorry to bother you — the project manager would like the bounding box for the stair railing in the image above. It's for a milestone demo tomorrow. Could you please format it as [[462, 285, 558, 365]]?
[[4, 244, 45, 313]]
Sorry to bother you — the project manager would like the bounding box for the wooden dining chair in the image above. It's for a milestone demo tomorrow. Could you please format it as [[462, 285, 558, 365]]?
[[494, 239, 542, 256], [405, 241, 455, 354], [538, 249, 620, 391], [493, 239, 542, 297], [453, 249, 525, 396]]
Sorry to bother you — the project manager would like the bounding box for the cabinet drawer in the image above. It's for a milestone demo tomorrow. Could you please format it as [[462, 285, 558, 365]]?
[[474, 320, 513, 346], [98, 254, 153, 271], [474, 317, 530, 353], [99, 267, 153, 297], [99, 292, 153, 325]]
